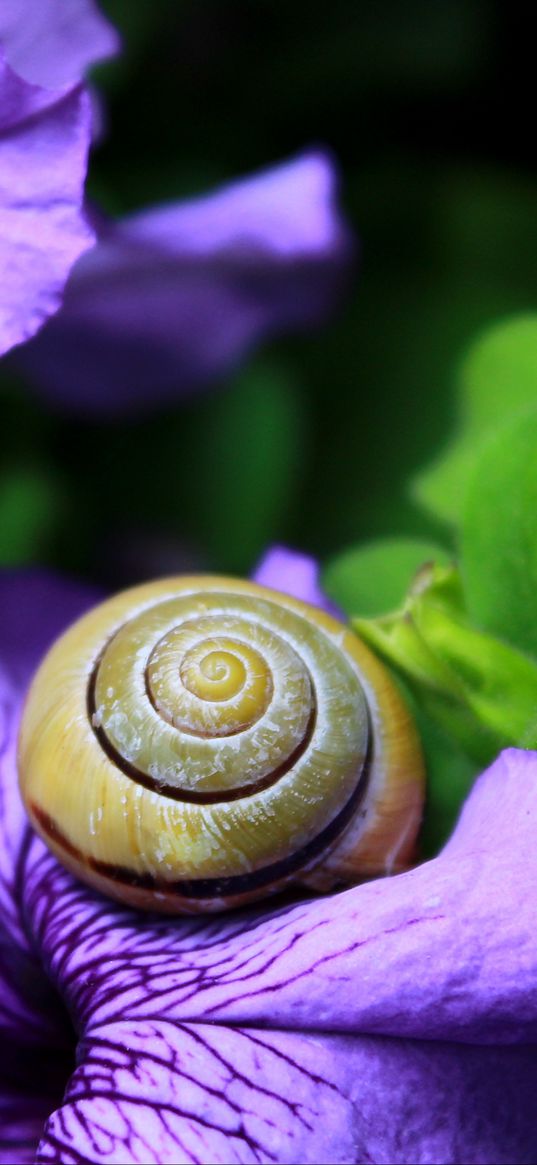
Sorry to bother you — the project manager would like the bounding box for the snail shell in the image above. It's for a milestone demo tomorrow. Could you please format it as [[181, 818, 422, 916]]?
[[18, 576, 425, 913]]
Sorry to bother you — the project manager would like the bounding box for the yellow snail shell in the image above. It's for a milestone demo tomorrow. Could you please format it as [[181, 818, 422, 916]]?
[[18, 576, 425, 913]]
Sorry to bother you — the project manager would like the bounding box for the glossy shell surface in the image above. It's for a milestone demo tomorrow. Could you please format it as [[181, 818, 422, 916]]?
[[18, 576, 425, 912]]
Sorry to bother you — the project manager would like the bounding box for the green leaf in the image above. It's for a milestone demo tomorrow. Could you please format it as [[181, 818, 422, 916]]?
[[0, 466, 63, 566], [189, 362, 305, 573], [412, 314, 537, 524], [411, 437, 481, 527], [355, 563, 537, 766], [462, 409, 537, 658], [402, 689, 476, 856], [323, 537, 450, 617], [459, 314, 537, 429]]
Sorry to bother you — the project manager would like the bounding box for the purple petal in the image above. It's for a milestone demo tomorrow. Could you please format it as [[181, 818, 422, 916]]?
[[0, 664, 72, 1049], [0, 569, 100, 686], [0, 572, 97, 1043], [0, 573, 99, 1160], [18, 152, 352, 415], [23, 749, 537, 1046], [1, 1085, 56, 1165], [5, 572, 537, 1162], [0, 757, 72, 1162], [19, 748, 537, 1161], [0, 0, 119, 88], [1, 1041, 77, 1165], [35, 1026, 537, 1165], [0, 54, 94, 356], [253, 544, 344, 617], [36, 1023, 356, 1164]]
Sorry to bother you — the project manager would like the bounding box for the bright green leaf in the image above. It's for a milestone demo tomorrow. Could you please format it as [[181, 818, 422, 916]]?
[[462, 409, 537, 658], [459, 314, 537, 430], [412, 314, 537, 524], [356, 563, 537, 765], [323, 537, 449, 617]]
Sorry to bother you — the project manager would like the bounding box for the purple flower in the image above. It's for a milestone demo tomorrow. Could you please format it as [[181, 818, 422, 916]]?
[[2, 3, 350, 414], [254, 543, 344, 619], [0, 0, 119, 88], [16, 150, 351, 416], [1, 550, 537, 1163], [0, 55, 94, 358], [0, 0, 119, 359]]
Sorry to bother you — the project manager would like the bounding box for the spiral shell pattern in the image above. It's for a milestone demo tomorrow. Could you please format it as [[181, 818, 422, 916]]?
[[18, 576, 425, 913]]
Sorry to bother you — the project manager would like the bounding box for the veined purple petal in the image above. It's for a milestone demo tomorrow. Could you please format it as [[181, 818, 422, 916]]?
[[22, 750, 537, 1047], [0, 53, 94, 356], [0, 0, 119, 88], [18, 152, 352, 415], [253, 544, 344, 617], [35, 1024, 537, 1165]]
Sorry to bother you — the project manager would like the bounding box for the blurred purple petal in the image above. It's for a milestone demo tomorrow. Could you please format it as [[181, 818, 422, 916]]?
[[1, 1046, 76, 1165], [253, 544, 344, 617], [0, 0, 119, 88], [1, 1084, 55, 1165], [0, 663, 71, 1050], [0, 54, 94, 356], [18, 152, 352, 415], [0, 572, 97, 1162], [0, 570, 99, 686], [0, 573, 97, 1040]]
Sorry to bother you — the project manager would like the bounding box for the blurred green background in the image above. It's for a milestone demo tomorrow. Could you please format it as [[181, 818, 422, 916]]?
[[1, 0, 535, 586]]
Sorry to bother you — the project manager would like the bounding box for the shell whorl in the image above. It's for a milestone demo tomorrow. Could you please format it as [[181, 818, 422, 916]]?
[[18, 576, 425, 913]]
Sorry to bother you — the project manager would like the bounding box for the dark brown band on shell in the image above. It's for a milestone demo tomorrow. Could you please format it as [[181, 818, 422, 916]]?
[[87, 657, 317, 804], [29, 730, 372, 901]]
